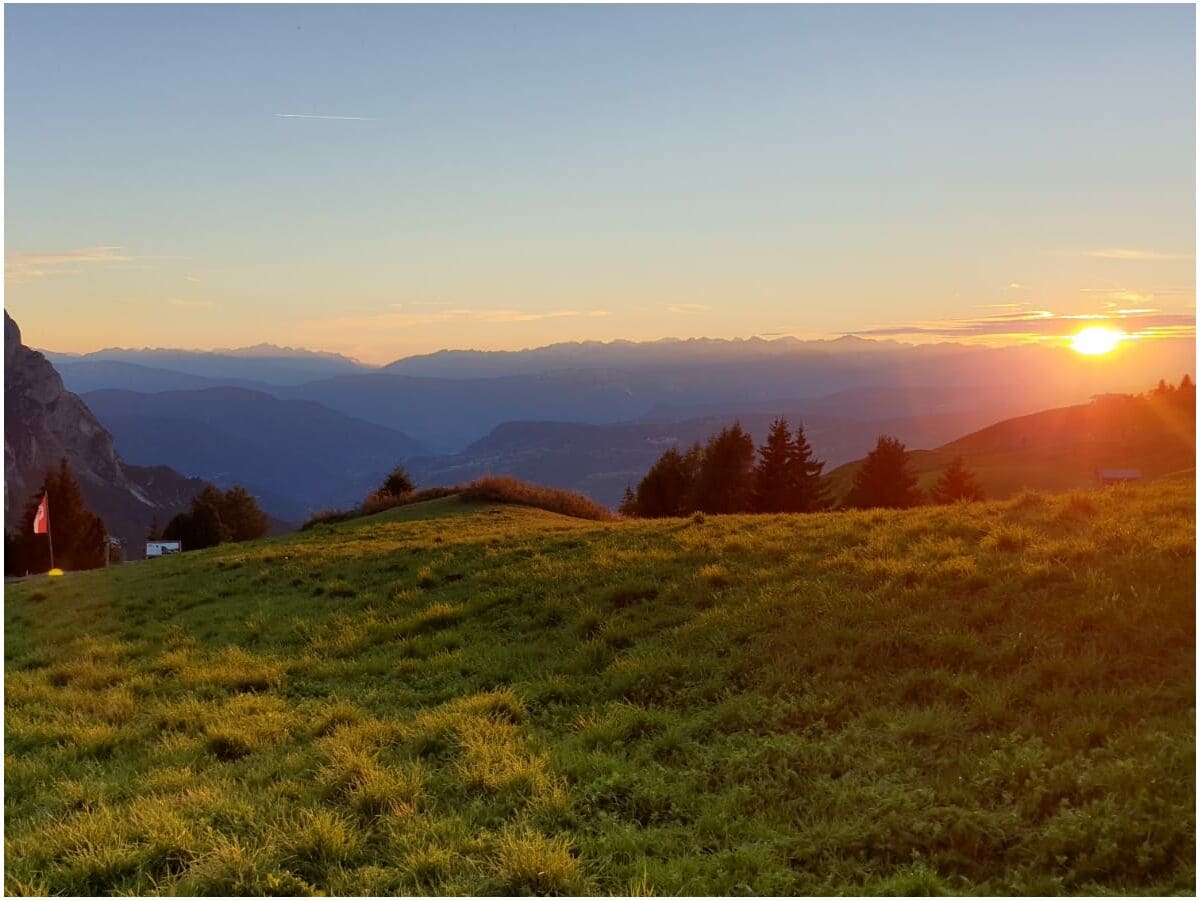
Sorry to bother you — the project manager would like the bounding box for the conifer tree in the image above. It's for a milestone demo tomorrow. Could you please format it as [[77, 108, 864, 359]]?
[[752, 418, 795, 512], [618, 486, 638, 517], [14, 458, 107, 572], [634, 447, 693, 517], [790, 423, 831, 512], [694, 423, 756, 514], [680, 441, 704, 514], [844, 435, 923, 509], [931, 455, 985, 504], [378, 464, 415, 497]]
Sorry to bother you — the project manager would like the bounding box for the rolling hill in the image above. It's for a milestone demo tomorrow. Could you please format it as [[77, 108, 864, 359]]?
[[4, 479, 1194, 895], [825, 390, 1197, 504], [406, 403, 1046, 510]]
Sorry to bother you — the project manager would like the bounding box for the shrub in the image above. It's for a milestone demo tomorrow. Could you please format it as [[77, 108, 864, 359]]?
[[458, 476, 613, 521], [301, 509, 358, 531], [378, 465, 415, 497], [302, 487, 464, 530], [308, 479, 611, 529]]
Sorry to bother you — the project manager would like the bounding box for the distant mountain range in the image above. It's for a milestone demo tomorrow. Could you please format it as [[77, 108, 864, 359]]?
[[47, 336, 1195, 452], [44, 345, 369, 386], [31, 331, 1195, 521], [82, 387, 424, 523]]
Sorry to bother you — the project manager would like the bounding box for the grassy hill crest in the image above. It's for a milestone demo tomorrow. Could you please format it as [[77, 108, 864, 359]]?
[[5, 481, 1195, 895]]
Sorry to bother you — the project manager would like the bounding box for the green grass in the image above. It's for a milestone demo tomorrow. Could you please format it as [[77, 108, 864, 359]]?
[[5, 483, 1195, 895]]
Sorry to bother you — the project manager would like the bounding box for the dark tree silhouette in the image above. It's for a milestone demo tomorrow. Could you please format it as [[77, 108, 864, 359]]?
[[844, 435, 923, 509], [11, 458, 107, 573], [634, 447, 695, 518], [378, 465, 415, 497], [146, 516, 163, 541], [931, 456, 985, 504], [219, 486, 270, 542], [160, 484, 268, 551], [752, 418, 795, 513], [1179, 374, 1195, 409], [791, 423, 832, 512], [694, 423, 756, 514], [618, 486, 638, 518]]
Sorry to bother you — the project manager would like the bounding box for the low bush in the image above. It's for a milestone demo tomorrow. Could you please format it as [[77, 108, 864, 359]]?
[[302, 478, 611, 530], [458, 476, 613, 521]]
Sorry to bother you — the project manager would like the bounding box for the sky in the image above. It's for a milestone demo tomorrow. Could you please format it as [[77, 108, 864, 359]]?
[[4, 3, 1196, 364]]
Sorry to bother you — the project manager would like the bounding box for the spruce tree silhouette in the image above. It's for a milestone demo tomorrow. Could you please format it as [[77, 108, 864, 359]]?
[[618, 486, 638, 517], [634, 447, 694, 517], [931, 455, 985, 504], [694, 423, 756, 514], [752, 418, 795, 512], [791, 423, 832, 512], [844, 436, 922, 509], [378, 465, 415, 497]]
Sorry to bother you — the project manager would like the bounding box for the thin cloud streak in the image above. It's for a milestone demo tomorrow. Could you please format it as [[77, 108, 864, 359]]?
[[273, 113, 376, 121], [1082, 248, 1193, 261], [316, 307, 611, 330], [852, 309, 1195, 340], [665, 303, 711, 314], [6, 246, 132, 283]]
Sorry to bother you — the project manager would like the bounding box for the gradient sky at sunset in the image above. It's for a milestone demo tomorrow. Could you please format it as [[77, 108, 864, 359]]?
[[5, 4, 1195, 363]]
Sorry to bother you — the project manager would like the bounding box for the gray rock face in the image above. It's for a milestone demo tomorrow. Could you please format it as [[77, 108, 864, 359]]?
[[4, 310, 207, 555]]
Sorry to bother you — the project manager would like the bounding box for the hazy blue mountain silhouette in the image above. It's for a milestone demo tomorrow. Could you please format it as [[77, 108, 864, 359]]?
[[82, 387, 425, 522], [43, 345, 368, 386]]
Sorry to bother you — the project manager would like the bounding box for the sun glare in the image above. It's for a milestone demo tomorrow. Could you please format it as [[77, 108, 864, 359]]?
[[1070, 325, 1124, 355]]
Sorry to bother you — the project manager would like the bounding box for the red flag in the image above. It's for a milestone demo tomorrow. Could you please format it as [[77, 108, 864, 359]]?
[[32, 494, 48, 535]]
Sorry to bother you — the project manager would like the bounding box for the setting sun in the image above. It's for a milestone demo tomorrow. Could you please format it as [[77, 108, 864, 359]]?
[[1070, 325, 1125, 355]]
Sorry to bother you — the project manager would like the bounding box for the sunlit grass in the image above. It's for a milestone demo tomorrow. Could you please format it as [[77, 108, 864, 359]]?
[[4, 484, 1195, 894]]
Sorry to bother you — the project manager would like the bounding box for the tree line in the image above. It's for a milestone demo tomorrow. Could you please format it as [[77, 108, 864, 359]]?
[[621, 419, 986, 518], [149, 484, 270, 550], [619, 420, 831, 518], [4, 458, 270, 575]]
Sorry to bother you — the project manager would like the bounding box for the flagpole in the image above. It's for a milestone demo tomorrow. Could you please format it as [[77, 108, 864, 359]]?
[[45, 493, 54, 571]]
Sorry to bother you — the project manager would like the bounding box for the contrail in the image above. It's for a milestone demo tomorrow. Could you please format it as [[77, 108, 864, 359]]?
[[273, 113, 376, 121]]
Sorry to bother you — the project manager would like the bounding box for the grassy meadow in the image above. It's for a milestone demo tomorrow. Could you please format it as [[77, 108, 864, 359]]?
[[4, 482, 1195, 895]]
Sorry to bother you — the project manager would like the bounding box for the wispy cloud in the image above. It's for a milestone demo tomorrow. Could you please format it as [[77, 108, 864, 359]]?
[[852, 307, 1195, 341], [1082, 248, 1193, 261], [6, 246, 132, 283], [273, 113, 376, 121], [167, 298, 215, 310], [665, 303, 711, 314], [316, 307, 610, 329]]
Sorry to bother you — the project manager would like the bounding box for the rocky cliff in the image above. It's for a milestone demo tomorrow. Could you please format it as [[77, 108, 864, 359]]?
[[5, 311, 208, 557]]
